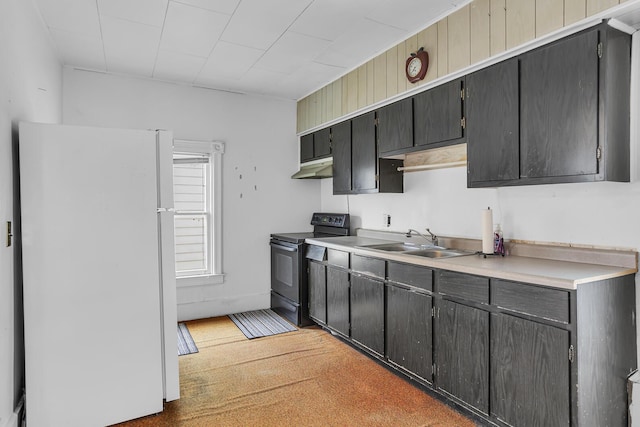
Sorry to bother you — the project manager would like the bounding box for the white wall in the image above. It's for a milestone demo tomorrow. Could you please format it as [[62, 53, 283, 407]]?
[[0, 0, 62, 426], [62, 68, 320, 321]]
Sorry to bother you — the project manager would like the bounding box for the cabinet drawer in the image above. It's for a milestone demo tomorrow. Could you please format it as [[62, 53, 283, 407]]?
[[388, 262, 433, 292], [327, 249, 349, 268], [492, 280, 570, 324], [351, 254, 385, 279], [438, 271, 489, 304]]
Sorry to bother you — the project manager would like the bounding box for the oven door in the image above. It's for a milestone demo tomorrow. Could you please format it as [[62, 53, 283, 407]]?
[[270, 240, 303, 303]]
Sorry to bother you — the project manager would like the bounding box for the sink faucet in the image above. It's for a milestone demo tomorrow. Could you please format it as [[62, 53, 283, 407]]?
[[406, 228, 438, 246]]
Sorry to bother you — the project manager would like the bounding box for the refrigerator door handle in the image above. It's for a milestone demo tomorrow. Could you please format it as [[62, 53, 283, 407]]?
[[157, 208, 176, 213]]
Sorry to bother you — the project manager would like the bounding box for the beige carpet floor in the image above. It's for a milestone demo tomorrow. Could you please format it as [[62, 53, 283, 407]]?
[[113, 316, 475, 427]]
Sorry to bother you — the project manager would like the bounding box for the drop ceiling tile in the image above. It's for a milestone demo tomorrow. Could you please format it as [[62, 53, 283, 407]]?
[[153, 50, 207, 82], [275, 61, 345, 99], [365, 0, 456, 31], [288, 0, 364, 41], [49, 28, 106, 71], [197, 41, 264, 81], [256, 32, 331, 74], [97, 0, 168, 27], [173, 0, 240, 15], [221, 0, 313, 50], [101, 16, 161, 77], [329, 18, 408, 60], [159, 1, 230, 57], [35, 0, 101, 38]]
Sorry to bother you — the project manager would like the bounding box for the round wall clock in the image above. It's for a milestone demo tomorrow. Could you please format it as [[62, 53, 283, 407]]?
[[406, 47, 429, 83]]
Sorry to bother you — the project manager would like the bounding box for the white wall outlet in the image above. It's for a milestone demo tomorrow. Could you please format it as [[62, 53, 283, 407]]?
[[383, 214, 391, 228]]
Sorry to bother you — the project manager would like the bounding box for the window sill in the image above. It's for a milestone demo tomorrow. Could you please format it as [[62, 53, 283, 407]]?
[[177, 274, 225, 288]]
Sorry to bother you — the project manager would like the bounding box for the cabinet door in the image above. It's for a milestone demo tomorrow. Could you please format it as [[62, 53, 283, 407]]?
[[326, 267, 350, 336], [386, 285, 432, 382], [332, 120, 352, 194], [350, 274, 384, 355], [351, 112, 377, 192], [300, 133, 314, 163], [308, 261, 326, 324], [467, 59, 519, 185], [436, 300, 489, 414], [491, 313, 570, 426], [377, 98, 413, 155], [520, 29, 599, 179], [314, 127, 331, 158], [414, 79, 464, 147]]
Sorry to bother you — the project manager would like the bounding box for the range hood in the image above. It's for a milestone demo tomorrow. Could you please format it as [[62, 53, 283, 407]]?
[[291, 158, 333, 179]]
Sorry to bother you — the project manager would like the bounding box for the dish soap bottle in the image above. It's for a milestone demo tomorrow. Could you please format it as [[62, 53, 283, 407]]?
[[494, 224, 505, 255]]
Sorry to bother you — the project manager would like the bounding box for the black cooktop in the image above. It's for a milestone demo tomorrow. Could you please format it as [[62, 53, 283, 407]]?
[[271, 213, 350, 244]]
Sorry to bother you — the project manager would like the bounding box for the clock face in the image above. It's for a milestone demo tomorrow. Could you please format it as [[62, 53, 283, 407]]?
[[407, 57, 422, 78]]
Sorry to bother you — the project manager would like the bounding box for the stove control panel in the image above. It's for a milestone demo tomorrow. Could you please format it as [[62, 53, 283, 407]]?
[[311, 212, 350, 229]]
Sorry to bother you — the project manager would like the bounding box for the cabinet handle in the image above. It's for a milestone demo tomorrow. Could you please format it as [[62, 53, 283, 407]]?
[[569, 345, 575, 363]]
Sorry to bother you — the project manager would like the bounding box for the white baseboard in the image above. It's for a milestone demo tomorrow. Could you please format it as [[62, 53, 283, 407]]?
[[177, 292, 269, 321]]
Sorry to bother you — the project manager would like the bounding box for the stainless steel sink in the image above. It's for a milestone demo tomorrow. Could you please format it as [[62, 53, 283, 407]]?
[[358, 242, 474, 258], [359, 242, 426, 252], [408, 248, 474, 258]]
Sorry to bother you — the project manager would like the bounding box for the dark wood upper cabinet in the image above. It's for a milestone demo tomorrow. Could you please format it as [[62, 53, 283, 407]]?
[[299, 127, 331, 163], [314, 127, 332, 158], [332, 120, 352, 194], [466, 58, 520, 186], [413, 78, 465, 148], [351, 112, 378, 192], [377, 98, 413, 156], [520, 29, 599, 180], [300, 133, 314, 163], [465, 25, 630, 187]]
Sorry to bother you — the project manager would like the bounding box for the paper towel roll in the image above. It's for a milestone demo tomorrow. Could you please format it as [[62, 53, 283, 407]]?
[[481, 208, 494, 254]]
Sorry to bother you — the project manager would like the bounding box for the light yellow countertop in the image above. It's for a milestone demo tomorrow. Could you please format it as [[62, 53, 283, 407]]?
[[305, 236, 638, 291]]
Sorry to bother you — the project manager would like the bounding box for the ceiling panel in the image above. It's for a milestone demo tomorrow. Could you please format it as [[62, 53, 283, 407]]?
[[153, 50, 207, 82], [101, 16, 161, 77], [35, 0, 101, 38], [255, 32, 332, 74], [159, 2, 230, 57], [365, 0, 455, 31], [97, 0, 168, 27], [312, 18, 408, 70], [221, 0, 313, 50], [35, 0, 470, 100], [174, 0, 241, 15], [196, 41, 264, 81], [288, 0, 363, 41]]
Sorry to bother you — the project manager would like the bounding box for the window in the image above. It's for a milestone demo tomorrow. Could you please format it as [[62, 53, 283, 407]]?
[[173, 140, 224, 285]]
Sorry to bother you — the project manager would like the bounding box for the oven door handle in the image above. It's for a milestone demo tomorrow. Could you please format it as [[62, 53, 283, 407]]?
[[270, 242, 298, 252]]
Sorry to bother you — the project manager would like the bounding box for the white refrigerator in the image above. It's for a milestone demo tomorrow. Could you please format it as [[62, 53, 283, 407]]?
[[19, 122, 179, 427]]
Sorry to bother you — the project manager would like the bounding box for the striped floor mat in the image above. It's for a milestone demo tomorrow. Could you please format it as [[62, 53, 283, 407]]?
[[177, 323, 198, 356], [228, 309, 297, 339]]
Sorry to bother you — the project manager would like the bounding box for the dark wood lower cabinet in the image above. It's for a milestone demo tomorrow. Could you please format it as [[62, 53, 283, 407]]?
[[490, 313, 570, 427], [436, 299, 489, 414], [313, 256, 636, 427], [308, 261, 326, 324], [386, 285, 432, 382], [326, 267, 350, 337], [350, 274, 384, 355]]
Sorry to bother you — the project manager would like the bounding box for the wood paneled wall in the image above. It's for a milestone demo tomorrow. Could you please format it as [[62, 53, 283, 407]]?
[[297, 0, 628, 134]]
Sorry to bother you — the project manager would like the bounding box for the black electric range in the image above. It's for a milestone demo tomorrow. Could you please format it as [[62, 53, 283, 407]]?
[[270, 213, 350, 326]]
